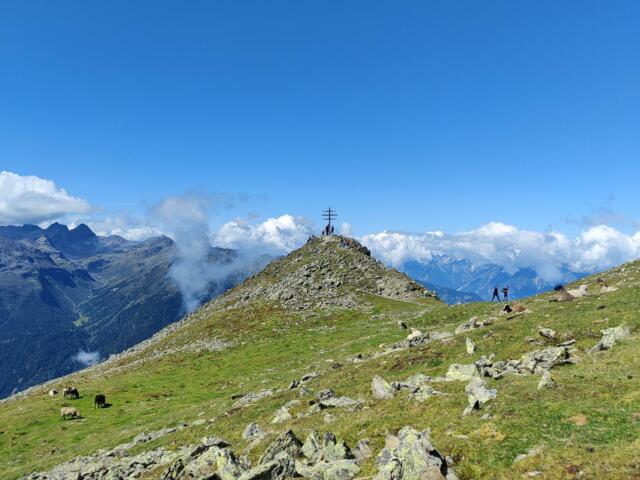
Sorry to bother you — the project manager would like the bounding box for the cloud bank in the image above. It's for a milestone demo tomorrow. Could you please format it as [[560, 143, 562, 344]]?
[[0, 171, 91, 225], [361, 222, 640, 283], [73, 349, 100, 366]]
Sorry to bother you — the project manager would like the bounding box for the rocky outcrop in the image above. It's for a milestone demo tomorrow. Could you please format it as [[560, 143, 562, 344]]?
[[212, 236, 437, 312], [374, 427, 456, 480]]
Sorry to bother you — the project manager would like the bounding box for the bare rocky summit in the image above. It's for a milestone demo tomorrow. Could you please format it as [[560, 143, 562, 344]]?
[[209, 235, 438, 312]]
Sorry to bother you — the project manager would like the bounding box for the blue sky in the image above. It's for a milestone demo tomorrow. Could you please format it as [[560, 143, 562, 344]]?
[[1, 1, 640, 238]]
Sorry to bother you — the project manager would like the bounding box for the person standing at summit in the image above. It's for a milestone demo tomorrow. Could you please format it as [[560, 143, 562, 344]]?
[[502, 286, 509, 302]]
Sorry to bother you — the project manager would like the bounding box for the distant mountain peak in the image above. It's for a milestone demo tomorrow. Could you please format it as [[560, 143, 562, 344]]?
[[70, 223, 97, 239]]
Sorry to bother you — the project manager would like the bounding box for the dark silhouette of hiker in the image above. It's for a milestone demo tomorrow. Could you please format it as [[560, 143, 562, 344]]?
[[502, 286, 509, 302], [330, 225, 334, 235], [491, 287, 500, 302]]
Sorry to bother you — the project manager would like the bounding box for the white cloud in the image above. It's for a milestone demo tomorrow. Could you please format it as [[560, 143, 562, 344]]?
[[361, 222, 640, 283], [80, 215, 164, 241], [73, 349, 100, 366], [0, 171, 91, 225], [214, 214, 314, 254]]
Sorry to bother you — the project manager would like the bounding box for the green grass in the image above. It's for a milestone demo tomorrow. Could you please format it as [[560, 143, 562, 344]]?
[[1, 263, 639, 479]]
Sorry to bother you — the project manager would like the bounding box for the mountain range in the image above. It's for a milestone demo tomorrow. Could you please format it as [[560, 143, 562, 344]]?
[[1, 234, 636, 479], [0, 223, 264, 398], [400, 255, 587, 302]]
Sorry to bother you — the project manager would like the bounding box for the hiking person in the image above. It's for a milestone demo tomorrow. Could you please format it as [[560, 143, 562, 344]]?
[[491, 287, 500, 302], [502, 286, 509, 302], [330, 225, 334, 235]]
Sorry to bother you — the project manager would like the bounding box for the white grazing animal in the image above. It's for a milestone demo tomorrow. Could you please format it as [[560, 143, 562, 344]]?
[[567, 284, 588, 298]]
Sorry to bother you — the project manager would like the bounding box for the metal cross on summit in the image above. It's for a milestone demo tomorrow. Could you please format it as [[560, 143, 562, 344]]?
[[321, 207, 337, 235]]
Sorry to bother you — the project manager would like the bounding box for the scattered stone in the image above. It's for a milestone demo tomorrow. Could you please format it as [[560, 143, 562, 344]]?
[[446, 364, 478, 382], [537, 370, 555, 390], [456, 316, 493, 334], [258, 430, 303, 465], [243, 423, 267, 441], [371, 375, 395, 400], [466, 337, 476, 354], [288, 380, 300, 390], [463, 377, 496, 415], [590, 325, 631, 352], [398, 320, 408, 329], [316, 389, 336, 401], [373, 427, 455, 480], [518, 346, 573, 374], [514, 447, 543, 463], [538, 326, 556, 341], [353, 439, 373, 460], [272, 400, 300, 424], [302, 371, 320, 383], [233, 389, 274, 408]]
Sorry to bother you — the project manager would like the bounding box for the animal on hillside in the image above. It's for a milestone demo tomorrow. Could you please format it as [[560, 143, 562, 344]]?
[[60, 407, 81, 420], [567, 284, 588, 298], [63, 387, 79, 399], [48, 389, 58, 397], [551, 290, 574, 302], [94, 394, 106, 408], [397, 320, 408, 330], [512, 303, 526, 313], [553, 284, 565, 291]]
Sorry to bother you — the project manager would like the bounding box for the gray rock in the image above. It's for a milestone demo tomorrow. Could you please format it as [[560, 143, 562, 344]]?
[[243, 423, 267, 441], [239, 452, 297, 480], [371, 375, 395, 400], [446, 364, 478, 382], [466, 337, 476, 354], [538, 326, 556, 341], [373, 427, 454, 480], [233, 389, 274, 408], [259, 430, 303, 465], [537, 370, 555, 390], [316, 389, 336, 401], [590, 325, 631, 352], [464, 377, 496, 414]]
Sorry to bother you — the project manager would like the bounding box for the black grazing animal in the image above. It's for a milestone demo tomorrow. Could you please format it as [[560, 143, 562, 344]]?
[[63, 387, 79, 399], [94, 394, 106, 408]]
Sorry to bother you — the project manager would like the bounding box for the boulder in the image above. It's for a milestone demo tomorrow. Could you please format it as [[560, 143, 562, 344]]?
[[518, 347, 572, 374], [464, 377, 496, 414], [259, 430, 303, 465], [373, 427, 455, 480], [243, 423, 267, 441], [537, 370, 555, 390], [446, 364, 478, 382], [537, 327, 556, 341], [590, 325, 631, 352], [371, 375, 395, 400]]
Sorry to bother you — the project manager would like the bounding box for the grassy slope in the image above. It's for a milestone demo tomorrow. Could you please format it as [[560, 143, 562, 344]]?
[[0, 260, 639, 479]]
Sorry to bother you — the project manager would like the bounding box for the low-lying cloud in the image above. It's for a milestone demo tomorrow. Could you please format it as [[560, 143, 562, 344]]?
[[73, 349, 100, 366], [0, 171, 91, 225]]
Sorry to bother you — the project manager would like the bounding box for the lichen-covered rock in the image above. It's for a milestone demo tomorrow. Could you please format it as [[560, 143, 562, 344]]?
[[259, 430, 303, 465], [373, 427, 455, 480], [466, 337, 476, 354], [446, 364, 478, 381]]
